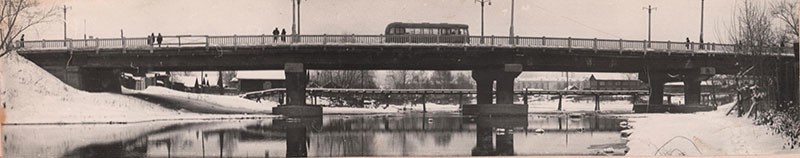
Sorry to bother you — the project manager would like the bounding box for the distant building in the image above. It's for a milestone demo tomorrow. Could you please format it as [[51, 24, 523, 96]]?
[[585, 75, 647, 90], [231, 71, 286, 93]]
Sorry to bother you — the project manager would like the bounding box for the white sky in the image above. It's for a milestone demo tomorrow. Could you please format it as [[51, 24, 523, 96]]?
[[24, 0, 776, 81], [27, 0, 760, 43]]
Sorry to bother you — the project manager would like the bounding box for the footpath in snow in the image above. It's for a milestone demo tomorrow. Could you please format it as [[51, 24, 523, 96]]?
[[626, 102, 800, 156]]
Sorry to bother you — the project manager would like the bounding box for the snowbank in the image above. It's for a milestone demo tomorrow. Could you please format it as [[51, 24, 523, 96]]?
[[626, 102, 800, 156], [127, 86, 275, 114], [0, 51, 273, 124]]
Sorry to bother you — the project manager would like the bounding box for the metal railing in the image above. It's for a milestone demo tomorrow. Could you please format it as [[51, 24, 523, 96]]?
[[15, 34, 794, 56]]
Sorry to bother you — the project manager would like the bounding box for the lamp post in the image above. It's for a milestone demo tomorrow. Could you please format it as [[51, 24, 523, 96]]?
[[509, 0, 515, 45], [699, 0, 705, 49], [476, 0, 491, 44], [292, 0, 296, 35], [296, 0, 301, 35], [62, 5, 71, 46], [643, 5, 656, 48]]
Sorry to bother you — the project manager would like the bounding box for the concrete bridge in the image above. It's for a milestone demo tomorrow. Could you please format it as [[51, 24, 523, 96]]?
[[15, 34, 798, 116]]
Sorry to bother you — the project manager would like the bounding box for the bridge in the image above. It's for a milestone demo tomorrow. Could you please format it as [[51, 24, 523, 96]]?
[[14, 34, 799, 116]]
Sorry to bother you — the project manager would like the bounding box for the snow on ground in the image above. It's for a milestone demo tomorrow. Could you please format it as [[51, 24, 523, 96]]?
[[0, 51, 274, 124], [126, 86, 275, 114], [626, 102, 800, 156]]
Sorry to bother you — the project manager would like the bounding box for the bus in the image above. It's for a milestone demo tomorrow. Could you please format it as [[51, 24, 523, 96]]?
[[384, 22, 470, 43]]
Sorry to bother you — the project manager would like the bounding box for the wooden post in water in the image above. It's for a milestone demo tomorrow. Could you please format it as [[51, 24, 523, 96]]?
[[422, 94, 427, 113], [667, 95, 672, 105], [557, 94, 563, 111], [458, 93, 464, 109], [523, 94, 528, 105], [594, 94, 600, 111]]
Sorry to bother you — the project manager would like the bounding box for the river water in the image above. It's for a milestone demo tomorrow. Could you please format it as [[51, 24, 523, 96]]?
[[3, 113, 631, 157]]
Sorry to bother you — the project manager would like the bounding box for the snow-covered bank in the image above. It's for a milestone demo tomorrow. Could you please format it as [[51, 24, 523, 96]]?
[[126, 86, 274, 114], [626, 102, 800, 156], [0, 51, 275, 124]]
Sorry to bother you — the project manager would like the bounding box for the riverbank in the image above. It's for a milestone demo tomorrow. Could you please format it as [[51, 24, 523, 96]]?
[[626, 102, 800, 156]]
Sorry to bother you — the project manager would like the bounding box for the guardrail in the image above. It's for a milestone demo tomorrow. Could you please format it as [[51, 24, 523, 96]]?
[[14, 34, 795, 56]]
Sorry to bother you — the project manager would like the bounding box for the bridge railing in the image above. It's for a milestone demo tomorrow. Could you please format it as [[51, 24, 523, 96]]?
[[15, 34, 794, 56]]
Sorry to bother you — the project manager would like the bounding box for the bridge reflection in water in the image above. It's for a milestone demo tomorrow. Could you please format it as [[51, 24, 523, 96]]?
[[6, 113, 630, 157]]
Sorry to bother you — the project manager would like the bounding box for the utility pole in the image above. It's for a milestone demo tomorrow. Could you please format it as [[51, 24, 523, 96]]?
[[292, 0, 296, 35], [297, 0, 301, 35], [509, 0, 515, 44], [63, 5, 70, 46], [643, 5, 656, 48], [475, 0, 491, 44], [699, 0, 705, 49]]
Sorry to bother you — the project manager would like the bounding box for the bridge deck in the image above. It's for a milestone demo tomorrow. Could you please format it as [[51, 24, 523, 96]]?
[[16, 34, 794, 57]]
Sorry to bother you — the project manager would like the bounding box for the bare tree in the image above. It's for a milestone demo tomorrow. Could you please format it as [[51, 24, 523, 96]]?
[[770, 0, 799, 42], [728, 0, 777, 50], [0, 0, 57, 56]]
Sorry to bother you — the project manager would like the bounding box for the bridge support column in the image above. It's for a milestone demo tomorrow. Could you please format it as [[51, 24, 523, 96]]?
[[496, 71, 521, 104], [273, 63, 322, 117], [647, 72, 666, 105], [463, 64, 527, 116], [684, 71, 702, 106], [472, 69, 495, 104]]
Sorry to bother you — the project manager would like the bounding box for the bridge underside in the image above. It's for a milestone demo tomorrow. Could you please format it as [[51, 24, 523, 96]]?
[[21, 45, 781, 73], [19, 45, 799, 115]]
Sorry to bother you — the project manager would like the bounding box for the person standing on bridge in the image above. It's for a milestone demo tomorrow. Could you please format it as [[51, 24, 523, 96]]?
[[685, 37, 691, 49], [19, 34, 24, 48], [146, 34, 152, 46], [150, 33, 156, 46], [280, 28, 287, 42], [272, 28, 280, 43], [156, 33, 163, 47]]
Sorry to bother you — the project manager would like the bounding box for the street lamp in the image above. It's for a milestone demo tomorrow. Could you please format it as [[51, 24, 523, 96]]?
[[643, 5, 656, 48], [62, 5, 71, 46], [509, 0, 515, 44], [291, 0, 303, 42], [699, 0, 705, 49], [475, 0, 491, 44]]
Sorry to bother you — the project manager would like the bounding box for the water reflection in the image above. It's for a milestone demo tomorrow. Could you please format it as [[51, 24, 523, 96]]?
[[4, 113, 631, 157]]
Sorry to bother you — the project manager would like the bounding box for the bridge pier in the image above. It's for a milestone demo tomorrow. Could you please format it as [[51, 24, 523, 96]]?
[[647, 71, 666, 105], [273, 63, 322, 117], [683, 70, 702, 106], [463, 64, 527, 116]]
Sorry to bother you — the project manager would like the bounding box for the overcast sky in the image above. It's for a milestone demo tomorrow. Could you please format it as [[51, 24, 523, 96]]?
[[24, 0, 778, 80], [28, 0, 761, 42]]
